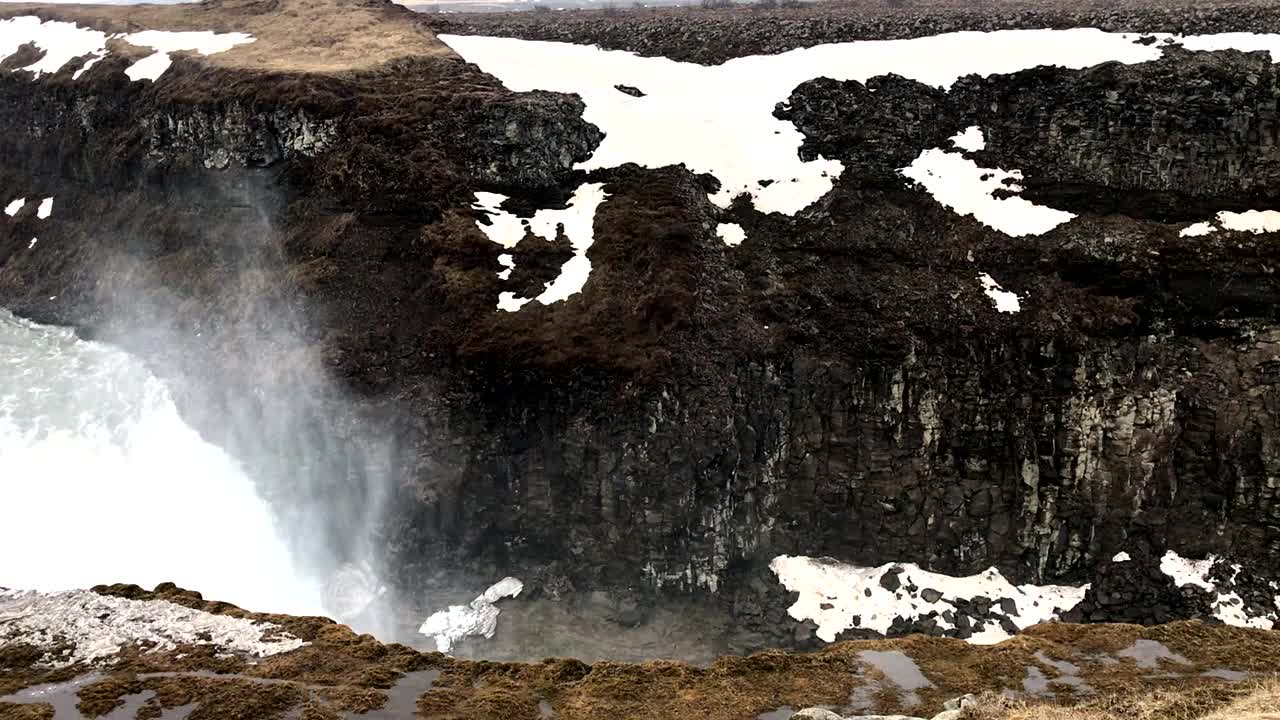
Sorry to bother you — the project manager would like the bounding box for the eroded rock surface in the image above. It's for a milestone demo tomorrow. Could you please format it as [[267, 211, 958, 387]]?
[[5, 0, 1280, 653]]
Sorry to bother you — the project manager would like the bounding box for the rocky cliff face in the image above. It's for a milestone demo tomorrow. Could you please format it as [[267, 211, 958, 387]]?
[[4, 0, 1280, 651]]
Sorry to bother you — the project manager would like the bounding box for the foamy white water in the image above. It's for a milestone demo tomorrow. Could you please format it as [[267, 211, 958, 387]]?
[[0, 309, 323, 616]]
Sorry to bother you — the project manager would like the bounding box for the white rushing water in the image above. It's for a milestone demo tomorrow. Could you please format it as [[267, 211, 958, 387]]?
[[0, 309, 323, 616]]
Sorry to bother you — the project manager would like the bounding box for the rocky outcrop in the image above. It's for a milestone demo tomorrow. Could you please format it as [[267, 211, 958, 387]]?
[[425, 0, 1280, 65], [6, 0, 1280, 653]]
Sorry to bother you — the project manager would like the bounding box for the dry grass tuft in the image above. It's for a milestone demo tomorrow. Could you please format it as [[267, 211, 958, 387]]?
[[0, 0, 453, 74], [1202, 680, 1280, 720], [963, 679, 1280, 720]]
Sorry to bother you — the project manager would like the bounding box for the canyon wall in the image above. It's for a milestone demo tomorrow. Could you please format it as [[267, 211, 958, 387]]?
[[4, 0, 1280, 642]]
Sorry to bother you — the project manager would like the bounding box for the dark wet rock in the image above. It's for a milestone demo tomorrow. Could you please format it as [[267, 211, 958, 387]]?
[[920, 588, 942, 604], [614, 84, 645, 97], [879, 568, 903, 593], [1062, 552, 1214, 626], [5, 0, 1280, 655]]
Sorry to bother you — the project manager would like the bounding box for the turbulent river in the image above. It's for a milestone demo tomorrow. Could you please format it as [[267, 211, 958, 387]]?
[[0, 309, 324, 616]]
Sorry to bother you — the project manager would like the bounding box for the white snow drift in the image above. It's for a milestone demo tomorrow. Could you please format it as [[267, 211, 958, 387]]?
[[716, 222, 746, 247], [902, 133, 1076, 237], [471, 184, 608, 311], [0, 16, 253, 83], [1180, 209, 1280, 237], [3, 195, 53, 220], [950, 126, 987, 153], [0, 589, 306, 667], [418, 577, 523, 653], [0, 17, 108, 78], [443, 30, 1280, 311], [441, 29, 1280, 220], [978, 272, 1021, 313], [770, 555, 1087, 644], [122, 29, 255, 82]]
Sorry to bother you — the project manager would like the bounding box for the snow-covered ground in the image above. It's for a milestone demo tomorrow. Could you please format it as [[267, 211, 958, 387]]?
[[442, 29, 1181, 217], [1160, 551, 1280, 630], [1180, 209, 1280, 237], [446, 30, 1280, 311], [471, 185, 608, 311], [770, 555, 1087, 644], [0, 589, 306, 667], [769, 552, 1280, 646], [977, 273, 1021, 313], [418, 577, 523, 653], [0, 17, 253, 83], [901, 128, 1076, 238]]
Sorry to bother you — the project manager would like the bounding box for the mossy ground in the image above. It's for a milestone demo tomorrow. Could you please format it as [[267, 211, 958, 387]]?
[[3, 585, 1279, 720]]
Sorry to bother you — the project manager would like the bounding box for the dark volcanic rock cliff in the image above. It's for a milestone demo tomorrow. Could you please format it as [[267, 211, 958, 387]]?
[[4, 0, 1280, 649]]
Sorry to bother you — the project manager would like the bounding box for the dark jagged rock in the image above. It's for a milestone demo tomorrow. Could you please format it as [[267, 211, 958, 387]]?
[[1063, 552, 1217, 626], [4, 0, 1280, 654], [425, 0, 1280, 65], [879, 568, 904, 593]]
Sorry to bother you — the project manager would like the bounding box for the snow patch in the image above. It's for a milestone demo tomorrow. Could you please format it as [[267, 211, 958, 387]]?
[[1177, 210, 1280, 237], [4, 198, 23, 217], [122, 29, 255, 82], [1112, 551, 1131, 562], [443, 30, 1280, 245], [0, 16, 108, 78], [1180, 221, 1216, 237], [1159, 551, 1214, 592], [950, 125, 986, 152], [440, 30, 1178, 216], [902, 148, 1076, 236], [1160, 551, 1276, 629], [0, 589, 306, 667], [1179, 32, 1280, 59], [36, 197, 52, 219], [978, 272, 1021, 313], [770, 555, 1087, 644], [471, 184, 608, 311], [0, 17, 253, 82], [27, 237, 36, 250], [497, 253, 515, 280], [418, 577, 522, 653], [716, 222, 746, 246], [1218, 209, 1280, 234]]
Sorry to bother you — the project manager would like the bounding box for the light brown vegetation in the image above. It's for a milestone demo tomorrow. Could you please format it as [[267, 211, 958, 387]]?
[[10, 585, 1280, 720], [963, 679, 1280, 720], [0, 0, 453, 74]]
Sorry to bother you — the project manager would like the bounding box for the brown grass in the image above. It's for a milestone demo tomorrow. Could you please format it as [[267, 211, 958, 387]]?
[[5, 586, 1280, 720], [1203, 681, 1280, 720], [0, 0, 453, 74], [964, 679, 1280, 720]]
